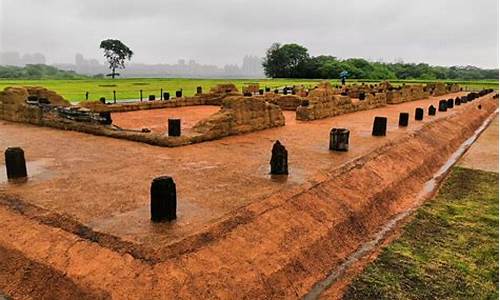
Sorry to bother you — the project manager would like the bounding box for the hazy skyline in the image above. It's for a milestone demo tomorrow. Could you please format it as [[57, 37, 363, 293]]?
[[1, 0, 498, 68]]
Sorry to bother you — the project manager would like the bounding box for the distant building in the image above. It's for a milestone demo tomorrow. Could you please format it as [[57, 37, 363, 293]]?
[[1, 51, 266, 78], [0, 51, 46, 66]]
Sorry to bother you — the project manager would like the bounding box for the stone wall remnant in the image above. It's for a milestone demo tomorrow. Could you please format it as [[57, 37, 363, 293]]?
[[192, 96, 285, 140]]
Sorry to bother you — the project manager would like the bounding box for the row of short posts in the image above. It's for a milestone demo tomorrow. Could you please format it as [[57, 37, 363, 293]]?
[[90, 88, 195, 103], [151, 91, 488, 222]]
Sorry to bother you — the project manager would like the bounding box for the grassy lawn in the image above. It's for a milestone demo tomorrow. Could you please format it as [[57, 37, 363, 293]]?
[[0, 78, 497, 102], [343, 167, 499, 300]]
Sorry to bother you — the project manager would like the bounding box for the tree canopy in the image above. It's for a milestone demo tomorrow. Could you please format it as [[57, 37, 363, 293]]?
[[262, 43, 498, 80], [99, 39, 133, 79], [0, 64, 87, 79]]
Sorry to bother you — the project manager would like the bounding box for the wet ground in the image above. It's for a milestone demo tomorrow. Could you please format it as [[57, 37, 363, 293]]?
[[0, 92, 471, 248], [458, 115, 498, 172], [111, 105, 220, 135]]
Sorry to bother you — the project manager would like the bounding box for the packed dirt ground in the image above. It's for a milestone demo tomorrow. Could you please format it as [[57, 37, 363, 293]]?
[[0, 92, 468, 248], [0, 91, 498, 299], [112, 105, 220, 134]]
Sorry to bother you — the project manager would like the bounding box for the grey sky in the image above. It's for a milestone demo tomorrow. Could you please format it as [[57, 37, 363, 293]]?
[[1, 0, 498, 68]]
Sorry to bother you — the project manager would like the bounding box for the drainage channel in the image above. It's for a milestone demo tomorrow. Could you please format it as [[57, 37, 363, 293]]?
[[303, 108, 499, 300]]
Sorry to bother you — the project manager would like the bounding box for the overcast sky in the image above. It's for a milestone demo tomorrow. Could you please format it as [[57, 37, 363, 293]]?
[[0, 0, 498, 68]]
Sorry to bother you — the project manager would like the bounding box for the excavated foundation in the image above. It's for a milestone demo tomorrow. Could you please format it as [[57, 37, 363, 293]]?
[[0, 95, 497, 299]]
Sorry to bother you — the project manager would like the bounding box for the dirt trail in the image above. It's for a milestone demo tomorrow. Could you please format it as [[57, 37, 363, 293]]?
[[0, 93, 497, 299], [458, 115, 498, 172]]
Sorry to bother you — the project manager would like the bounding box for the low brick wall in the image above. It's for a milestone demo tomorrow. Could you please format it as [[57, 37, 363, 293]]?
[[296, 82, 387, 121], [79, 93, 233, 113], [192, 96, 285, 139]]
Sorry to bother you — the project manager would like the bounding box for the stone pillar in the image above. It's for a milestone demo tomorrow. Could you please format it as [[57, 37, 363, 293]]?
[[415, 108, 424, 121], [461, 96, 468, 103], [259, 89, 264, 95], [399, 112, 409, 127], [176, 90, 182, 98], [428, 105, 436, 116], [196, 86, 202, 95], [99, 97, 106, 104], [447, 99, 454, 109], [243, 92, 252, 97], [359, 92, 366, 100], [455, 97, 461, 106], [168, 118, 181, 136], [283, 88, 288, 95], [5, 147, 27, 180], [265, 87, 270, 92], [150, 176, 177, 222], [270, 141, 288, 175], [372, 117, 387, 136], [329, 128, 349, 151], [149, 95, 155, 101], [164, 92, 170, 100], [438, 100, 448, 112]]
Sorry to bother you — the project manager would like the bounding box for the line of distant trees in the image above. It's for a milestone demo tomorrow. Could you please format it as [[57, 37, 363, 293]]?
[[262, 43, 499, 80], [0, 64, 92, 79]]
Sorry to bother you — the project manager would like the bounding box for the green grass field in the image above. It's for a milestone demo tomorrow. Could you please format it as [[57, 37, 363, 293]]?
[[343, 167, 499, 300], [0, 78, 497, 102]]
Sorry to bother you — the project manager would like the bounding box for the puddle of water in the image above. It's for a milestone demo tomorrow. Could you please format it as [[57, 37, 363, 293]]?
[[303, 108, 499, 300], [0, 159, 55, 185]]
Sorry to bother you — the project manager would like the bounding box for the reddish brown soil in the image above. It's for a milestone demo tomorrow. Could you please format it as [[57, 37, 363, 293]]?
[[111, 105, 220, 135], [0, 93, 467, 249], [0, 92, 497, 299]]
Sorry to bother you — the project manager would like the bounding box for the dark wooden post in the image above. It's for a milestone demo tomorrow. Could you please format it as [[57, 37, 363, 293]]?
[[150, 176, 177, 222], [113, 90, 116, 104], [85, 91, 89, 101], [428, 105, 436, 116], [99, 97, 106, 104], [438, 100, 448, 112], [149, 95, 155, 101], [399, 112, 409, 127], [329, 128, 350, 151], [164, 92, 170, 100], [415, 108, 424, 121], [140, 90, 143, 102], [5, 147, 27, 180], [196, 86, 202, 95], [168, 118, 181, 136], [160, 88, 163, 100], [270, 141, 288, 175], [447, 99, 454, 109], [372, 117, 387, 136]]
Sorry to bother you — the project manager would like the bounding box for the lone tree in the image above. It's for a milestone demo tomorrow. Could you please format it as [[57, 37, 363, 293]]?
[[262, 43, 310, 78], [99, 39, 133, 79]]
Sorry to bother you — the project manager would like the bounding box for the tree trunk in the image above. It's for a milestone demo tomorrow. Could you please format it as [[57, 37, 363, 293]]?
[[111, 67, 116, 79]]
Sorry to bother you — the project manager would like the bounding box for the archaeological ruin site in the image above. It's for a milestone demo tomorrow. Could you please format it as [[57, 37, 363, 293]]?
[[0, 80, 498, 298]]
